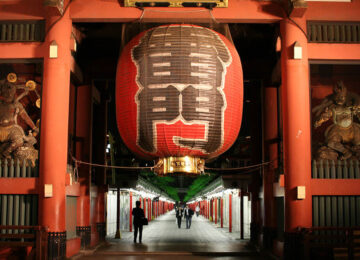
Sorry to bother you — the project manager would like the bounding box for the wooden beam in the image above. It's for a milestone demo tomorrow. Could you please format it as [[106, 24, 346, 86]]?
[[0, 43, 44, 59], [0, 178, 38, 194], [311, 179, 360, 195], [308, 43, 360, 60], [43, 0, 64, 15], [289, 0, 308, 18]]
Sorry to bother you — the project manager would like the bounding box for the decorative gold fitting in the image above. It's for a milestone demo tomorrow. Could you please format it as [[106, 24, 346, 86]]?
[[154, 156, 205, 175], [25, 80, 36, 91], [36, 98, 41, 108], [7, 73, 17, 83]]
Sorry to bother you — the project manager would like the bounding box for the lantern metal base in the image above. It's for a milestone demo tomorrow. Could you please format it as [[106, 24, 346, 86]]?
[[154, 156, 205, 175]]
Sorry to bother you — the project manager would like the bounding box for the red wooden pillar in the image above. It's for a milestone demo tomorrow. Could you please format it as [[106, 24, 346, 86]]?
[[129, 192, 133, 232], [148, 199, 151, 221], [203, 201, 205, 217], [215, 199, 218, 224], [201, 200, 207, 218], [97, 186, 105, 223], [144, 198, 147, 218], [280, 17, 312, 232], [220, 198, 223, 228], [96, 189, 105, 224], [201, 201, 203, 217], [209, 200, 211, 220], [115, 188, 121, 239], [229, 194, 232, 233], [39, 7, 71, 257], [154, 201, 156, 218], [75, 85, 91, 243], [143, 198, 146, 217], [205, 201, 207, 218], [263, 86, 278, 232], [206, 201, 208, 218], [208, 201, 210, 220], [208, 200, 214, 221]]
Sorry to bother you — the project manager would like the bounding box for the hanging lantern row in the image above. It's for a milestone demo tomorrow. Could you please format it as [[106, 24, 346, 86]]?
[[116, 24, 243, 175]]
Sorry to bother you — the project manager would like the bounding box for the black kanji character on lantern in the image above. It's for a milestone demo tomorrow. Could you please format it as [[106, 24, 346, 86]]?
[[132, 25, 231, 154]]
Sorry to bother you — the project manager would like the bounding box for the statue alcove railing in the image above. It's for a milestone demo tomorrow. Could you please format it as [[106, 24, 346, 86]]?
[[0, 158, 38, 178], [312, 159, 360, 179]]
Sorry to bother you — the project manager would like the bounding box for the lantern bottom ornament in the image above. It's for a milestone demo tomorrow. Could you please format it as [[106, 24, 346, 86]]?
[[154, 156, 205, 176]]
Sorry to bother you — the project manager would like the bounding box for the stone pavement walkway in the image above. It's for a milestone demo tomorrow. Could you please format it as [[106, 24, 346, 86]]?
[[74, 210, 266, 259]]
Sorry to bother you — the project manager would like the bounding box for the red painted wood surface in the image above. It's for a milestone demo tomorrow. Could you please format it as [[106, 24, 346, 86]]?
[[0, 178, 38, 194], [280, 17, 312, 231], [65, 182, 80, 197], [308, 44, 360, 60], [66, 237, 81, 258], [220, 198, 223, 228], [39, 10, 72, 232], [263, 87, 278, 229]]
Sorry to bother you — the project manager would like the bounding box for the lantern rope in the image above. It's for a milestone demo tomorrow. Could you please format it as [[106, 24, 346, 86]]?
[[71, 155, 154, 170], [204, 158, 278, 171], [71, 155, 278, 172]]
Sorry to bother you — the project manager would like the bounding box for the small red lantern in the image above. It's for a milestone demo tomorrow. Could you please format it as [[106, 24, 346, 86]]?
[[116, 24, 243, 175]]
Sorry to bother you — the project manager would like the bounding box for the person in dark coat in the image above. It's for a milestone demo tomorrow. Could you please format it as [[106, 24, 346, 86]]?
[[184, 205, 194, 229], [175, 205, 183, 229], [132, 200, 145, 243]]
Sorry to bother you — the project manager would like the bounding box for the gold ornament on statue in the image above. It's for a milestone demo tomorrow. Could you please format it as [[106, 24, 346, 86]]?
[[7, 73, 17, 83], [36, 119, 40, 128], [36, 98, 41, 108], [25, 80, 36, 91]]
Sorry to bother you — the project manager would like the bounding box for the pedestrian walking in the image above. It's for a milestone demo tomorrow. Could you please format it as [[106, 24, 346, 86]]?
[[184, 205, 194, 229], [132, 200, 145, 243], [175, 205, 183, 228], [195, 204, 200, 217]]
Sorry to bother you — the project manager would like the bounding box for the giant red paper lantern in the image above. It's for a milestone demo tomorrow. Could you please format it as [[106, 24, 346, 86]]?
[[116, 24, 243, 175]]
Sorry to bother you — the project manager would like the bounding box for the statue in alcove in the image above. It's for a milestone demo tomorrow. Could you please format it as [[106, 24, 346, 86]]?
[[0, 73, 39, 165], [313, 80, 360, 160]]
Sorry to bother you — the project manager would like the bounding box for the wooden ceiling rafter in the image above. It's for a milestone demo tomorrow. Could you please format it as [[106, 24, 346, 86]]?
[[43, 0, 64, 15]]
